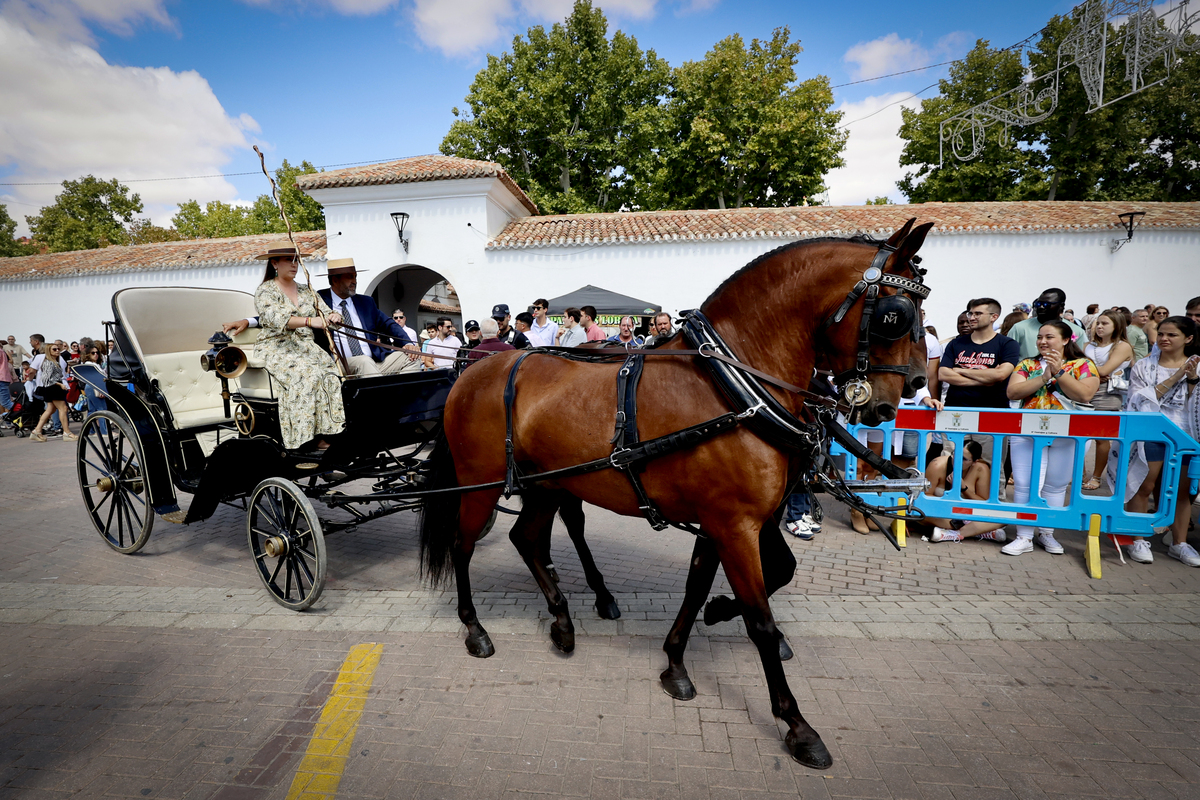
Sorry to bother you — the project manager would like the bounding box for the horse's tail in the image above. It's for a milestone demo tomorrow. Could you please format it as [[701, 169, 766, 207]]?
[[418, 431, 459, 588]]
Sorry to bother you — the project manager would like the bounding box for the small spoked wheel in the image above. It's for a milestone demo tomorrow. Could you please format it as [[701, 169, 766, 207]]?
[[247, 477, 327, 611], [77, 410, 153, 554]]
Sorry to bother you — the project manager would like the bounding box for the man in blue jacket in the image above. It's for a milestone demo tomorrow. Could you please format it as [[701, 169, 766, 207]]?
[[223, 257, 419, 376], [317, 258, 419, 376]]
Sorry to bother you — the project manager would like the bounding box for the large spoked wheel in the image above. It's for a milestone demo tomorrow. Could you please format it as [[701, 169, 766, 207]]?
[[77, 410, 154, 554], [247, 477, 327, 611]]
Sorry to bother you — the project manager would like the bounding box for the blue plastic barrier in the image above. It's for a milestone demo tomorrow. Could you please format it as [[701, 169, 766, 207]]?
[[834, 408, 1199, 575]]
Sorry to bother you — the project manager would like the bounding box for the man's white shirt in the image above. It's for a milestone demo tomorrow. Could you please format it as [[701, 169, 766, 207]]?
[[329, 291, 366, 358], [528, 318, 559, 347], [426, 335, 462, 369]]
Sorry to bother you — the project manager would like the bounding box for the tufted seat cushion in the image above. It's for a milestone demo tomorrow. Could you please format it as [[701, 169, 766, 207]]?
[[114, 287, 277, 429]]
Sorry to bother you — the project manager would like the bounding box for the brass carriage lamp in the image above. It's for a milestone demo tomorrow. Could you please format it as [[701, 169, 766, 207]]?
[[390, 212, 410, 254], [1110, 210, 1146, 253]]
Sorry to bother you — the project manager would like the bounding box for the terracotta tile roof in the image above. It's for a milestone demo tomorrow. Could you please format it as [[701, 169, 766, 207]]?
[[296, 154, 539, 215], [486, 201, 1200, 249], [0, 232, 327, 283], [419, 299, 461, 314]]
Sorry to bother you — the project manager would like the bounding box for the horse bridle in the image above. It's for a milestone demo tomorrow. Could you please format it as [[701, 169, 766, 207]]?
[[822, 242, 931, 407]]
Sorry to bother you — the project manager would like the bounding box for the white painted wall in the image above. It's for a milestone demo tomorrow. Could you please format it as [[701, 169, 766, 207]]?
[[5, 171, 1195, 350]]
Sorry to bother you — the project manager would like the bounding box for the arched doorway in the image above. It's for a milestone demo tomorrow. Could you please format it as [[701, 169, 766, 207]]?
[[368, 264, 462, 338]]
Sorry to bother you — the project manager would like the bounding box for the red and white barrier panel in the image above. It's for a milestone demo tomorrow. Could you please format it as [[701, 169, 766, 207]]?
[[894, 408, 1121, 438]]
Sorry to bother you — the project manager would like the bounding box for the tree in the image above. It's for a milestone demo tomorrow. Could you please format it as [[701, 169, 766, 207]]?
[[172, 159, 324, 239], [25, 176, 143, 252], [865, 196, 893, 205], [126, 218, 183, 245], [0, 204, 35, 257], [655, 28, 846, 210], [897, 40, 1048, 203], [441, 0, 672, 213]]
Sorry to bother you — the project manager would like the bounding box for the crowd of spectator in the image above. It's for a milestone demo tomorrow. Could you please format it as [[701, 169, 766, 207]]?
[[2, 332, 110, 441]]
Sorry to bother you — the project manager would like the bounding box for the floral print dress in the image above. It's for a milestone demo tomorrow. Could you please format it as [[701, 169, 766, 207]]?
[[1013, 357, 1096, 409], [254, 280, 346, 450]]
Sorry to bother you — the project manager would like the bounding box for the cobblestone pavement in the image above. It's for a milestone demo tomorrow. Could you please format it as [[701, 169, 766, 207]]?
[[3, 432, 1200, 799]]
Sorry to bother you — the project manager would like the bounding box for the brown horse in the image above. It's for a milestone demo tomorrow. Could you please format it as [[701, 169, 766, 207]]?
[[420, 221, 933, 769]]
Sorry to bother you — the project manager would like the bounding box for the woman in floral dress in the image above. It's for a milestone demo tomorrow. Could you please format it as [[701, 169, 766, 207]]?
[[999, 319, 1099, 557], [253, 248, 346, 451]]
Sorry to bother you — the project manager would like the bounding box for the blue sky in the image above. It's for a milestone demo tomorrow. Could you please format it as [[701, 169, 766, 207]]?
[[0, 0, 1081, 235]]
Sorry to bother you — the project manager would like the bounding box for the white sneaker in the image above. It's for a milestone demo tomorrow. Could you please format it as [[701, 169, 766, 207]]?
[[1127, 539, 1154, 564], [801, 513, 821, 533], [784, 519, 815, 540], [1001, 537, 1034, 556], [930, 528, 962, 543], [1035, 532, 1065, 554], [1168, 542, 1200, 567], [977, 529, 1007, 543]]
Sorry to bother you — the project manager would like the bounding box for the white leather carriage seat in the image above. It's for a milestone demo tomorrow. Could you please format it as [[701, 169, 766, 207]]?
[[114, 287, 276, 429]]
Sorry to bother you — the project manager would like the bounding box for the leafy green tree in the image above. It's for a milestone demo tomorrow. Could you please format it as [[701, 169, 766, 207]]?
[[173, 159, 324, 239], [25, 176, 143, 252], [441, 0, 671, 213], [898, 40, 1048, 202], [0, 204, 35, 257], [655, 27, 846, 209], [865, 196, 893, 205], [126, 218, 183, 245], [1122, 31, 1200, 200]]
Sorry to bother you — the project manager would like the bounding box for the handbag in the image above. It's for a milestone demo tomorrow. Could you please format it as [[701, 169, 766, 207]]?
[[1106, 366, 1129, 394]]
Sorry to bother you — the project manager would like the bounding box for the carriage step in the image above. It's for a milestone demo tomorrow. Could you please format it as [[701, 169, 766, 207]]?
[[160, 510, 188, 524]]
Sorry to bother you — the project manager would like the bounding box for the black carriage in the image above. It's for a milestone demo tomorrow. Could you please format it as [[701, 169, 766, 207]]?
[[73, 286, 454, 610]]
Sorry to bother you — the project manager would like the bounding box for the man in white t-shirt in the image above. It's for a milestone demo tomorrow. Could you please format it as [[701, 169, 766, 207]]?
[[424, 317, 462, 370], [391, 309, 418, 347], [526, 298, 559, 347]]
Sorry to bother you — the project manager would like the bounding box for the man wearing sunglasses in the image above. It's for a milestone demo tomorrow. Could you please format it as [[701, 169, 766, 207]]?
[[391, 309, 417, 346], [1007, 288, 1087, 360], [526, 298, 559, 347]]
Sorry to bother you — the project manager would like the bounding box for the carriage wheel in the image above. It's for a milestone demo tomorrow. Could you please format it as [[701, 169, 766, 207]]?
[[247, 477, 327, 611], [77, 410, 154, 554]]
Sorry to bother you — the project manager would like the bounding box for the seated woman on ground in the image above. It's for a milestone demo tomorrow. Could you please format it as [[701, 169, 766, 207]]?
[[924, 441, 1007, 543], [999, 320, 1099, 557], [253, 247, 346, 452]]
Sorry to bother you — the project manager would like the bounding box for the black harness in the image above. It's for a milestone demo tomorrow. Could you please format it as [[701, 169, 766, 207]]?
[[822, 244, 931, 407], [497, 242, 931, 539]]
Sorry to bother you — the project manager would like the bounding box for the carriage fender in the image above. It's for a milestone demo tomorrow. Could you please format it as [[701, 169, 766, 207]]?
[[72, 363, 180, 516]]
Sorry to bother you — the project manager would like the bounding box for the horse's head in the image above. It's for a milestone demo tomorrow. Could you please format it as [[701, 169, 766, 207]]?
[[818, 219, 934, 426]]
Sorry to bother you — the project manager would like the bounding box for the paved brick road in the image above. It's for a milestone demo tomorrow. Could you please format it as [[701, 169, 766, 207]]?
[[3, 431, 1200, 799]]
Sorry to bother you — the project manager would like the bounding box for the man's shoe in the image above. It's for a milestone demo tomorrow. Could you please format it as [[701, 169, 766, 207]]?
[[785, 519, 815, 540], [1001, 537, 1034, 556], [801, 513, 821, 533], [1035, 532, 1065, 554], [1127, 539, 1154, 564], [930, 528, 962, 543], [978, 529, 1007, 543], [1168, 542, 1200, 567]]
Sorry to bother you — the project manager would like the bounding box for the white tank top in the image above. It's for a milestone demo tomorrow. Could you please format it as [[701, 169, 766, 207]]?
[[1085, 341, 1130, 376]]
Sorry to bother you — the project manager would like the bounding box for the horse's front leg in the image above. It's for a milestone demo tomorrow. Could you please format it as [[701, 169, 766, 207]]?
[[716, 521, 832, 770], [704, 514, 797, 660], [659, 535, 721, 700], [558, 493, 620, 620], [510, 488, 575, 653]]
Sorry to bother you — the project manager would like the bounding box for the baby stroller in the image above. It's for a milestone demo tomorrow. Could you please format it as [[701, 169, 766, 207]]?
[[4, 383, 45, 438]]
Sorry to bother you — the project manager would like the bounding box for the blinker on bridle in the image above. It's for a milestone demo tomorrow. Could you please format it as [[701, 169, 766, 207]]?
[[823, 243, 932, 408]]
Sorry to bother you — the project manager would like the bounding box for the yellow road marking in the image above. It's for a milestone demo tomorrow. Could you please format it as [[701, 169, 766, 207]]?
[[285, 643, 383, 800]]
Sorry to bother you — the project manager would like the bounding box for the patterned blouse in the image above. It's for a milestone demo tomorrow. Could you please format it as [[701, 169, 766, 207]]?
[[1013, 356, 1096, 410]]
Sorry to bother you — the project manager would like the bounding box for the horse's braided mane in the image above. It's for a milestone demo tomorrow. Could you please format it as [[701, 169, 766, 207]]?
[[700, 233, 882, 309]]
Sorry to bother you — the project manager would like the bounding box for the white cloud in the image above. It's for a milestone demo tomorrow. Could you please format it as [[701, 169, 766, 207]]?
[[824, 92, 922, 206], [0, 13, 255, 235], [843, 31, 967, 81], [0, 0, 173, 44], [411, 0, 660, 58], [237, 0, 401, 14]]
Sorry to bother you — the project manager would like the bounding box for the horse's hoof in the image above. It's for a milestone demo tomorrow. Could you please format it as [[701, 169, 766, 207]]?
[[465, 632, 495, 659], [786, 734, 833, 770], [779, 636, 794, 661], [550, 621, 575, 653], [659, 666, 696, 701], [595, 595, 621, 620], [703, 595, 737, 626]]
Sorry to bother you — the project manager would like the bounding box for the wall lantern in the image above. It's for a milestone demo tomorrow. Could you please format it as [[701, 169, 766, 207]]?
[[390, 212, 410, 254], [1109, 210, 1146, 253]]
